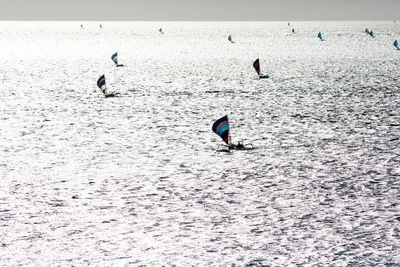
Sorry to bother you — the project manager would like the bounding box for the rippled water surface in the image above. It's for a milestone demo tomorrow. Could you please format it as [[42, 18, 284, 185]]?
[[1, 21, 400, 266]]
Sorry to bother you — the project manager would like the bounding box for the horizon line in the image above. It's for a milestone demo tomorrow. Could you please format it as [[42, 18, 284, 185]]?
[[0, 19, 397, 22]]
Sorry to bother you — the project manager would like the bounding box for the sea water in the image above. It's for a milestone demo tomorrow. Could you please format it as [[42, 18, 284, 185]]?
[[0, 21, 399, 266]]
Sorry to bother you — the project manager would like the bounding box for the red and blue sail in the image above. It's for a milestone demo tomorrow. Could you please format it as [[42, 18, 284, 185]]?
[[97, 75, 106, 95], [212, 115, 229, 144], [111, 52, 118, 65]]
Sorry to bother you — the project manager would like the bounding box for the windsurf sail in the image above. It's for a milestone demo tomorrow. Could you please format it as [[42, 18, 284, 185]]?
[[111, 52, 118, 65], [395, 40, 399, 49], [212, 115, 229, 145], [292, 28, 295, 34], [159, 28, 164, 34], [97, 75, 107, 95], [228, 35, 232, 42], [253, 58, 261, 75], [318, 32, 323, 41], [365, 28, 370, 34], [369, 30, 374, 37]]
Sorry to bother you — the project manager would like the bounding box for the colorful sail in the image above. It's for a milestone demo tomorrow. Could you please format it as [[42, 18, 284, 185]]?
[[111, 52, 118, 65], [253, 58, 261, 75], [212, 115, 229, 145], [318, 32, 322, 40], [395, 40, 399, 49], [97, 75, 106, 95]]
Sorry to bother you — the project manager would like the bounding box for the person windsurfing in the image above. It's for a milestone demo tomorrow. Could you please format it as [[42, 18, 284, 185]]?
[[111, 52, 124, 67], [292, 28, 295, 34], [159, 28, 164, 34], [97, 75, 117, 97], [212, 115, 254, 151], [228, 34, 234, 43], [253, 58, 269, 79]]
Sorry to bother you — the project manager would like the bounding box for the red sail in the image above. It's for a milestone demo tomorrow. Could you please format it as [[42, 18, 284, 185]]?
[[253, 58, 261, 75]]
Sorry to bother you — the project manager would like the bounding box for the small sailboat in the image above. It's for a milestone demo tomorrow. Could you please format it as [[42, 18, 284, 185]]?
[[394, 40, 399, 50], [228, 34, 234, 43], [253, 58, 269, 79], [317, 32, 324, 41], [159, 28, 164, 34], [111, 52, 124, 67], [212, 115, 254, 151], [100, 24, 103, 29], [365, 29, 374, 38], [97, 75, 117, 98]]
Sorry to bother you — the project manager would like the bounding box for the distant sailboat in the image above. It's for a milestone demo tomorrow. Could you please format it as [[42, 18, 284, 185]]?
[[253, 58, 269, 79], [368, 30, 374, 38], [159, 28, 164, 34], [292, 28, 295, 34], [369, 30, 374, 38], [111, 52, 124, 67], [228, 34, 234, 43], [365, 28, 374, 38], [212, 115, 254, 151], [394, 40, 399, 50], [97, 75, 117, 97], [100, 24, 103, 29], [317, 32, 324, 41], [81, 24, 84, 29]]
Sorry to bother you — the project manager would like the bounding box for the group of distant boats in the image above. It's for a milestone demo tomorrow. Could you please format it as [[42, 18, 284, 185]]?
[[92, 22, 399, 150]]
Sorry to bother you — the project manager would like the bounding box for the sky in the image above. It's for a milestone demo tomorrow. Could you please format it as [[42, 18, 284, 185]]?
[[0, 0, 399, 21]]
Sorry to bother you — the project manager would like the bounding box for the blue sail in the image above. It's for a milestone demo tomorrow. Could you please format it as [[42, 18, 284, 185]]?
[[365, 28, 370, 34], [212, 115, 229, 145], [369, 30, 374, 37], [394, 40, 398, 48], [317, 32, 322, 40], [111, 52, 118, 65]]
